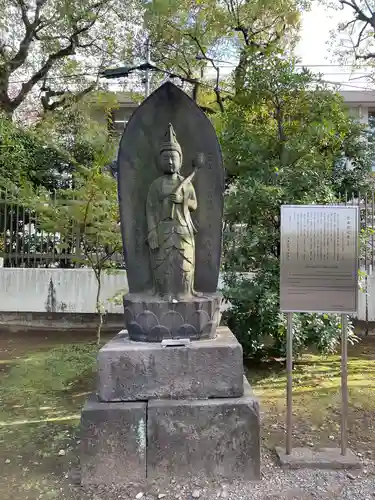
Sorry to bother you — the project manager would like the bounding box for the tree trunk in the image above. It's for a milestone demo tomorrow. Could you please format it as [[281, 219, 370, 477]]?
[[0, 89, 14, 117], [234, 50, 248, 96], [95, 270, 103, 347], [274, 103, 287, 165]]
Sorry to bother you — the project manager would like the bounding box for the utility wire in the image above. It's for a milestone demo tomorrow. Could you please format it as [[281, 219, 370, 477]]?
[[320, 79, 375, 94], [8, 71, 375, 85], [8, 61, 375, 84], [6, 58, 375, 86]]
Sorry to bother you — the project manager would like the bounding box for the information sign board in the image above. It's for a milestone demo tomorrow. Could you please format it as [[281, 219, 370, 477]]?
[[280, 205, 359, 313]]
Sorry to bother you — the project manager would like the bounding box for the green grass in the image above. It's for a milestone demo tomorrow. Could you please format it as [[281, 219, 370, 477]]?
[[0, 333, 374, 499], [0, 337, 99, 499], [0, 343, 97, 415], [247, 339, 375, 451], [0, 341, 97, 480]]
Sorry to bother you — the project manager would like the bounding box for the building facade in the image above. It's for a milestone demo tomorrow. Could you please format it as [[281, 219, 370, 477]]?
[[340, 90, 375, 125], [339, 90, 375, 173], [109, 89, 375, 130]]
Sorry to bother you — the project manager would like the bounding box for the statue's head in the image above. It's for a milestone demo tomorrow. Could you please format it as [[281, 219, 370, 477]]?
[[159, 123, 182, 174]]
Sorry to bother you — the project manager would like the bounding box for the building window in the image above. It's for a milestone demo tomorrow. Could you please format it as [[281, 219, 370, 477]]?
[[349, 107, 360, 119], [108, 108, 135, 135], [366, 111, 375, 173], [368, 110, 375, 128]]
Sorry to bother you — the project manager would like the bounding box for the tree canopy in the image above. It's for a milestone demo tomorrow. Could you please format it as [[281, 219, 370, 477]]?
[[0, 112, 70, 189], [0, 0, 142, 117], [221, 56, 370, 269], [140, 0, 308, 109], [0, 0, 312, 116], [0, 91, 117, 191], [331, 0, 375, 68], [218, 55, 372, 358]]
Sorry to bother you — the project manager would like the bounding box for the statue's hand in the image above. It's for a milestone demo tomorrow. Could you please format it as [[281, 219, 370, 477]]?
[[170, 192, 183, 204], [148, 232, 158, 250]]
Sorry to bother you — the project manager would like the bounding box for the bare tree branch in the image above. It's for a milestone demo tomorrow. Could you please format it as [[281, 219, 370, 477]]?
[[185, 33, 224, 111], [338, 0, 375, 61], [339, 0, 372, 23], [0, 43, 8, 59], [15, 0, 31, 28], [9, 9, 102, 111], [354, 22, 368, 49], [5, 10, 42, 73], [224, 0, 241, 28], [355, 51, 375, 59], [34, 0, 49, 23], [41, 82, 97, 112], [0, 0, 113, 114], [363, 0, 373, 14], [340, 19, 357, 31], [10, 44, 77, 109]]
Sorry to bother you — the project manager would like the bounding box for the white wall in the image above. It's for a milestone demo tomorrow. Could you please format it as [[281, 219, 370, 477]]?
[[0, 268, 128, 314], [0, 267, 373, 322], [348, 104, 369, 124], [357, 271, 375, 322], [0, 268, 227, 314]]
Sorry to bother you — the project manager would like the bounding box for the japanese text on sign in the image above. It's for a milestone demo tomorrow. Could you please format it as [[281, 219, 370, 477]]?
[[280, 205, 359, 313]]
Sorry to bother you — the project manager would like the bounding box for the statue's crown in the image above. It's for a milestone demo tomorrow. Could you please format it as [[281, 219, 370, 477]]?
[[160, 123, 182, 157]]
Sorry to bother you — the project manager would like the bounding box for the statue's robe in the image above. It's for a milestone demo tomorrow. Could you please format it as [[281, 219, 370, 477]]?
[[146, 174, 197, 297]]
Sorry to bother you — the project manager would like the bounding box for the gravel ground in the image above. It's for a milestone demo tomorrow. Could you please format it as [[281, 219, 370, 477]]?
[[63, 449, 375, 500]]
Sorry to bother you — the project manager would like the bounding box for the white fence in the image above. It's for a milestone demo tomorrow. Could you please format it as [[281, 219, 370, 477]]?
[[0, 268, 127, 314], [0, 268, 372, 322]]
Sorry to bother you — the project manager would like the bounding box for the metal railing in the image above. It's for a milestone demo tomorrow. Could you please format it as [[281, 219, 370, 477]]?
[[222, 192, 375, 273], [1, 188, 375, 271], [339, 192, 375, 272], [0, 190, 123, 268]]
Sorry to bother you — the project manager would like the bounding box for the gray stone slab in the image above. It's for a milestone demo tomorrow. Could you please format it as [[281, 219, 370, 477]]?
[[117, 82, 224, 295], [123, 293, 222, 341], [147, 377, 260, 482], [275, 446, 361, 470], [80, 395, 147, 485], [97, 326, 244, 401]]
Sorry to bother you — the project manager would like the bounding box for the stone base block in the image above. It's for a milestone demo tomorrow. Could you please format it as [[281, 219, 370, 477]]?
[[147, 377, 260, 481], [80, 396, 147, 485], [123, 292, 222, 341], [275, 447, 361, 470], [98, 326, 244, 401]]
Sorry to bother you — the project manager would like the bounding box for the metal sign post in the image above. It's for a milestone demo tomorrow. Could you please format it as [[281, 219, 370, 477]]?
[[341, 313, 348, 456], [278, 205, 359, 466], [286, 312, 293, 455]]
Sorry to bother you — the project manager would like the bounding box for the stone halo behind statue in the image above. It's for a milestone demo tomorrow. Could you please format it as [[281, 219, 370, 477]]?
[[117, 82, 224, 342]]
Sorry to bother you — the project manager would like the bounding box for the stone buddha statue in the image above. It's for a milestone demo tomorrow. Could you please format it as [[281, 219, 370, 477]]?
[[146, 123, 198, 300], [118, 83, 224, 341]]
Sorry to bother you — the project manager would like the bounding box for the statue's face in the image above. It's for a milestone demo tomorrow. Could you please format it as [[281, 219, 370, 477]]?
[[160, 149, 181, 174]]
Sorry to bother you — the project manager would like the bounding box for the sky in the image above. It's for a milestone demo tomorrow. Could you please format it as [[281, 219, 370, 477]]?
[[115, 3, 374, 94], [206, 3, 373, 89], [295, 3, 372, 89], [295, 3, 341, 65]]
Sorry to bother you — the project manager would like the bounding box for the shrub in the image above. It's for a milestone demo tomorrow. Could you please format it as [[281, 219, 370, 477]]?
[[223, 261, 356, 360]]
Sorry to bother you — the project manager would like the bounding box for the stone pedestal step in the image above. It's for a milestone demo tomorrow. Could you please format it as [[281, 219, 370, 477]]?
[[80, 397, 147, 485], [80, 377, 260, 485], [97, 326, 244, 401]]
